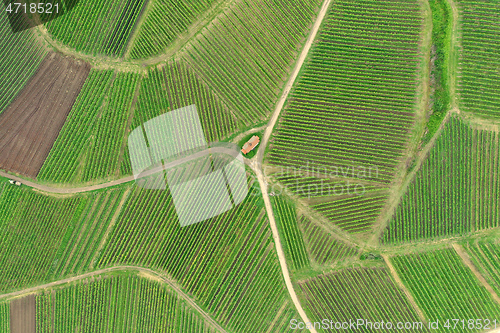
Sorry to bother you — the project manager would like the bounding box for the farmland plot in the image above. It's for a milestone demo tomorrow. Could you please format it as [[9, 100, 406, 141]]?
[[39, 70, 140, 183], [0, 302, 8, 332], [9, 295, 35, 333], [383, 116, 500, 244], [35, 274, 218, 332], [456, 0, 500, 119], [0, 9, 46, 115], [298, 267, 424, 333], [0, 183, 128, 292], [45, 0, 147, 57], [96, 179, 301, 333], [391, 248, 500, 331], [298, 215, 358, 266], [131, 63, 237, 144], [267, 0, 424, 234], [0, 52, 90, 178], [128, 0, 220, 60], [182, 0, 322, 126], [463, 241, 500, 299], [271, 196, 309, 270]]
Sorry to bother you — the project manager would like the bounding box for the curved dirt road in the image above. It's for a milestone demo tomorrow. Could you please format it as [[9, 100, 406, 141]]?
[[0, 265, 228, 333]]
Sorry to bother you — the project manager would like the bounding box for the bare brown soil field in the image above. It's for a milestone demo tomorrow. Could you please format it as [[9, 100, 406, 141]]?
[[0, 52, 90, 178], [10, 294, 36, 333]]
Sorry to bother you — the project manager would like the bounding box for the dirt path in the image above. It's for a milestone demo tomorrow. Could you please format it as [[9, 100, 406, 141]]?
[[251, 1, 332, 331], [0, 146, 245, 194], [452, 244, 500, 306], [0, 265, 227, 333], [382, 255, 427, 323]]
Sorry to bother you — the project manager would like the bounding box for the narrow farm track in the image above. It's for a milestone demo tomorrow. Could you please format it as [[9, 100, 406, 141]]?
[[0, 146, 247, 194], [0, 266, 228, 333], [382, 255, 427, 323], [251, 0, 332, 331]]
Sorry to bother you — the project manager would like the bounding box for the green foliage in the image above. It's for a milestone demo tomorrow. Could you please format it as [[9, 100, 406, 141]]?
[[271, 196, 309, 270], [35, 274, 217, 332], [268, 0, 423, 233], [0, 185, 84, 291], [391, 248, 500, 330], [299, 268, 424, 332], [96, 182, 296, 332], [38, 70, 115, 183], [129, 0, 219, 60], [424, 0, 452, 142], [384, 116, 500, 244], [182, 0, 322, 126], [45, 0, 147, 57], [0, 11, 46, 115], [0, 302, 8, 333], [299, 215, 358, 265], [464, 241, 500, 299], [39, 70, 140, 183], [457, 0, 500, 119]]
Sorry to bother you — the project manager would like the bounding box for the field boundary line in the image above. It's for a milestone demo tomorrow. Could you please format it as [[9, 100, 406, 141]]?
[[265, 300, 288, 333], [452, 243, 500, 306], [382, 254, 427, 323], [251, 0, 332, 332], [0, 265, 228, 333]]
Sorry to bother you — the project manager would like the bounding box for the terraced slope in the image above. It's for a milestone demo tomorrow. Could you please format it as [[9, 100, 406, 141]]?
[[383, 116, 499, 244], [391, 248, 500, 331], [456, 0, 500, 119], [267, 0, 424, 233], [299, 267, 425, 333]]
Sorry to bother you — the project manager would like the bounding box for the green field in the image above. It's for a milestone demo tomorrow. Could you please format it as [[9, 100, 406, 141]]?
[[0, 10, 46, 115], [271, 196, 309, 270], [38, 70, 140, 183], [0, 183, 128, 291], [181, 0, 323, 125], [298, 215, 358, 266], [383, 115, 499, 244], [0, 176, 302, 333], [267, 0, 424, 234], [456, 0, 500, 119], [464, 241, 500, 299], [128, 0, 220, 60], [45, 0, 147, 57], [299, 267, 425, 333], [391, 248, 500, 332]]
